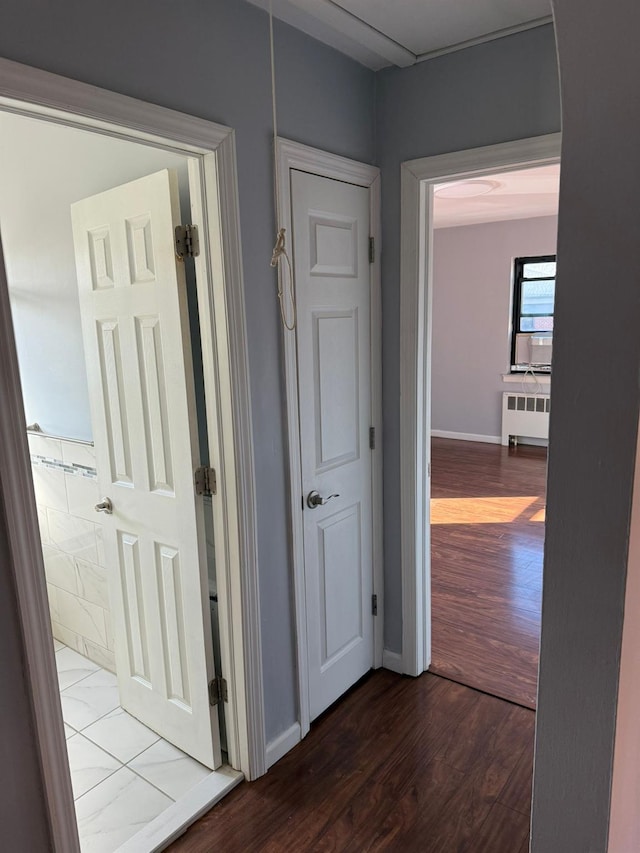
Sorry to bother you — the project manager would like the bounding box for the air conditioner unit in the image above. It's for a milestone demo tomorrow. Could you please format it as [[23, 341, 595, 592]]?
[[529, 333, 553, 367], [514, 333, 553, 368]]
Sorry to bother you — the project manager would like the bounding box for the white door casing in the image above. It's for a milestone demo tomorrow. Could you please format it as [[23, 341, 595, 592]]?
[[71, 169, 221, 769], [399, 134, 562, 678], [291, 170, 374, 721]]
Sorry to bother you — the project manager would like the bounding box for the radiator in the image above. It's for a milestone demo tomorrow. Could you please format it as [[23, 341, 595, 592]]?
[[501, 392, 550, 446]]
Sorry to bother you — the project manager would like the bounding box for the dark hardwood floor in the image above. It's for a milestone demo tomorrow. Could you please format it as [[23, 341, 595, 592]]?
[[430, 438, 547, 708], [170, 671, 534, 852]]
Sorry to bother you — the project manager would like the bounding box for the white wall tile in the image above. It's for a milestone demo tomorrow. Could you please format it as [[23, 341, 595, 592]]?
[[75, 559, 109, 609], [57, 589, 107, 647], [28, 434, 62, 459], [48, 509, 98, 564], [80, 639, 116, 674], [43, 545, 77, 594], [52, 621, 82, 653], [47, 583, 59, 624], [66, 474, 100, 523], [37, 504, 50, 545], [32, 465, 68, 513], [61, 441, 96, 469]]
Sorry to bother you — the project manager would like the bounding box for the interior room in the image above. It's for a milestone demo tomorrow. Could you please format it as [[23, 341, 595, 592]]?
[[429, 164, 559, 709], [1, 110, 239, 852], [0, 1, 639, 852]]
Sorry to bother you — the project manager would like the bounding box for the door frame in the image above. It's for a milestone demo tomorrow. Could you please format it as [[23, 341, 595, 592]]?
[[399, 132, 562, 677], [0, 57, 265, 852], [276, 138, 383, 746]]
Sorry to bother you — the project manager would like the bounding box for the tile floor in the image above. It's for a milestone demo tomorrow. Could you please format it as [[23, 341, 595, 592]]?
[[54, 641, 213, 853]]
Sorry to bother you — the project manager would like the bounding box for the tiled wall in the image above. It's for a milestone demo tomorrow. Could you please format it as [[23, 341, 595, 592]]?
[[29, 433, 115, 672]]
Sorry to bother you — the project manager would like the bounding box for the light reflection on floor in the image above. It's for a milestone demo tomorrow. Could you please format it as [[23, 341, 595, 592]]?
[[431, 495, 546, 525]]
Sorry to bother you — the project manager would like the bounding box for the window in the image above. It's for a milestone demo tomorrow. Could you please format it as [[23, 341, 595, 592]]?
[[511, 254, 556, 371]]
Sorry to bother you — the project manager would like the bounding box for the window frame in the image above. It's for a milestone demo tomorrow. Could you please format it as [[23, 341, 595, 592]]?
[[510, 253, 557, 373]]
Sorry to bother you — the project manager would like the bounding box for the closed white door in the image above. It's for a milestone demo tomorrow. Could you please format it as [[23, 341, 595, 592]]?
[[71, 169, 221, 769], [291, 169, 374, 721]]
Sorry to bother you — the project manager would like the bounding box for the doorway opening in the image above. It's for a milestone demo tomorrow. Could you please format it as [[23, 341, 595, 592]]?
[[0, 59, 261, 853], [398, 133, 561, 680], [1, 107, 239, 852], [429, 164, 559, 708]]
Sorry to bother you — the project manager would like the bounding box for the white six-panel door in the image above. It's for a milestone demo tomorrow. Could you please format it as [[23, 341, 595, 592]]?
[[71, 169, 221, 769], [291, 169, 374, 721]]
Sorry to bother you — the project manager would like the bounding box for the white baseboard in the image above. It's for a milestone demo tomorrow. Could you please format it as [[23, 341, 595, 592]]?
[[265, 722, 301, 770], [382, 649, 404, 674], [431, 429, 501, 445]]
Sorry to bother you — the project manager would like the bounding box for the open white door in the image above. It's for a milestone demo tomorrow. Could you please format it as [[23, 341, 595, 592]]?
[[291, 170, 374, 720], [71, 169, 221, 769]]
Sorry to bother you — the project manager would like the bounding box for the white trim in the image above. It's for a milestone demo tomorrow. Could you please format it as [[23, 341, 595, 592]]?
[[0, 57, 263, 848], [247, 0, 552, 72], [0, 242, 79, 852], [382, 650, 404, 675], [117, 767, 243, 853], [414, 16, 554, 64], [502, 373, 551, 385], [188, 150, 266, 780], [277, 138, 383, 742], [399, 133, 562, 678], [431, 430, 501, 445], [246, 0, 415, 70], [265, 723, 302, 770]]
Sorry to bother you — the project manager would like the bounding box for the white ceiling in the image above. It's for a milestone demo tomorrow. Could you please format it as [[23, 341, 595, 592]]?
[[433, 164, 560, 229], [247, 0, 553, 70]]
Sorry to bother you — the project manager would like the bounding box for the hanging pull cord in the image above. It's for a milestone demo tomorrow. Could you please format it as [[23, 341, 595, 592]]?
[[269, 1, 296, 331], [271, 227, 296, 332]]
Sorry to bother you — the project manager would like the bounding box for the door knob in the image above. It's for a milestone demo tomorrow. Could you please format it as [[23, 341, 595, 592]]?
[[306, 490, 340, 509], [95, 497, 113, 514]]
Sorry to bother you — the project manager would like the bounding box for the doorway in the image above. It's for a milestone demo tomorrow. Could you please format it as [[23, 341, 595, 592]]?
[[398, 133, 562, 680], [0, 58, 260, 853], [1, 107, 237, 851], [428, 164, 559, 707]]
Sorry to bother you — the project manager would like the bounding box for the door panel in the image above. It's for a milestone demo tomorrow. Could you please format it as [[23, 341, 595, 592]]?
[[71, 169, 220, 769], [291, 170, 373, 721]]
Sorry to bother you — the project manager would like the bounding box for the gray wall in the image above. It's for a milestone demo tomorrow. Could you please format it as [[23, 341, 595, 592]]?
[[432, 216, 558, 439], [531, 0, 640, 848], [0, 490, 52, 851], [0, 0, 375, 743], [1, 111, 192, 442], [376, 24, 562, 651]]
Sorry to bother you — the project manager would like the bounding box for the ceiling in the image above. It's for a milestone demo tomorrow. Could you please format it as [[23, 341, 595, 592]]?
[[433, 164, 560, 229], [247, 0, 553, 70]]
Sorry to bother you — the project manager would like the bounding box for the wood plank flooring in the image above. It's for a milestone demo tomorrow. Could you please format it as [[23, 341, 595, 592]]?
[[430, 438, 547, 708], [169, 671, 534, 852]]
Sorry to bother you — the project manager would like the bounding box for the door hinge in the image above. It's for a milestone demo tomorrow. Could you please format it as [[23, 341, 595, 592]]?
[[372, 594, 378, 616], [209, 676, 228, 707], [369, 236, 375, 264], [369, 426, 376, 450], [195, 466, 217, 497], [175, 224, 200, 260]]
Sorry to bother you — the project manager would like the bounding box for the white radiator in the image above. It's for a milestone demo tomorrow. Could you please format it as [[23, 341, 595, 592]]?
[[501, 392, 550, 446]]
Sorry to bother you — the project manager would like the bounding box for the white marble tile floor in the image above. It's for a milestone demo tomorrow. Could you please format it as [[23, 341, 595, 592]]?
[[54, 642, 216, 853]]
